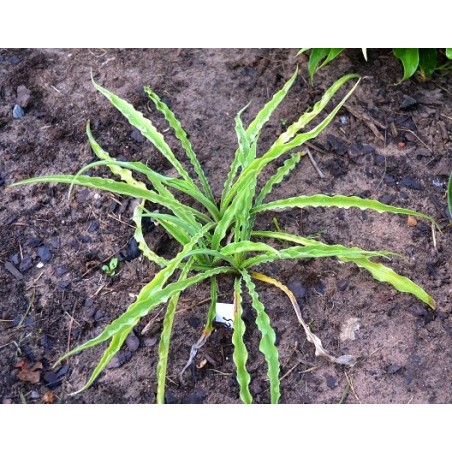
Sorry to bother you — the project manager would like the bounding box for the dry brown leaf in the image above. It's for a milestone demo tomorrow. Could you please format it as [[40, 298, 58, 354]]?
[[17, 361, 43, 384], [42, 391, 56, 404]]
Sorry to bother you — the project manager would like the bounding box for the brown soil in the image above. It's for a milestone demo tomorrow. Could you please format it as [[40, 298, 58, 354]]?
[[0, 49, 451, 404]]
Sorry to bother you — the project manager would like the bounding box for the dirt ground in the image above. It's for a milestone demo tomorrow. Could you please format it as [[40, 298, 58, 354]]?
[[0, 49, 450, 404]]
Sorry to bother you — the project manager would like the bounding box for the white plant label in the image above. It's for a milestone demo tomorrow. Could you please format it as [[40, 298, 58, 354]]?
[[215, 303, 234, 328]]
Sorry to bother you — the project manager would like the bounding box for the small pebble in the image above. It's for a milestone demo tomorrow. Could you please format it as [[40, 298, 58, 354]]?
[[37, 245, 52, 262], [12, 104, 25, 119], [287, 281, 306, 304], [144, 337, 158, 347], [43, 371, 61, 388], [336, 279, 348, 291], [94, 310, 104, 321], [123, 238, 140, 261], [88, 219, 100, 232], [379, 194, 396, 205], [401, 176, 422, 190], [16, 85, 31, 108], [131, 128, 146, 143], [326, 375, 338, 389], [314, 281, 325, 295], [19, 255, 33, 272], [126, 331, 140, 352], [8, 55, 21, 64], [384, 175, 396, 186], [55, 267, 69, 276], [387, 364, 403, 375], [181, 390, 207, 404], [400, 95, 418, 110], [30, 391, 40, 399]]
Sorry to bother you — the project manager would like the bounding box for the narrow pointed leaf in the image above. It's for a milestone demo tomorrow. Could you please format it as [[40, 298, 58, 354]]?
[[340, 256, 435, 309], [232, 277, 252, 404], [242, 244, 391, 269], [221, 68, 297, 205], [92, 79, 198, 192], [255, 152, 302, 206], [156, 260, 193, 404], [252, 194, 436, 224], [71, 325, 135, 395], [252, 230, 435, 309], [242, 270, 280, 404], [144, 86, 215, 202]]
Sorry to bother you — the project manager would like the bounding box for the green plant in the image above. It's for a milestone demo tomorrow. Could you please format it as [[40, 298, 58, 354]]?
[[11, 70, 436, 404], [102, 257, 118, 276], [300, 48, 452, 83]]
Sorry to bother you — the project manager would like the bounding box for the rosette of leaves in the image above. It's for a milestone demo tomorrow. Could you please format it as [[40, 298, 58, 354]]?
[[11, 69, 436, 404]]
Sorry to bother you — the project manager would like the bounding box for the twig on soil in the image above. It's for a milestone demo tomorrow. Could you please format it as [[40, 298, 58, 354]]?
[[305, 141, 327, 155], [207, 369, 232, 376], [338, 380, 350, 404], [344, 371, 360, 403], [398, 127, 433, 153], [141, 305, 166, 335], [280, 361, 318, 382], [17, 288, 35, 328], [305, 150, 325, 178], [344, 104, 386, 142], [431, 223, 437, 251], [66, 301, 78, 352]]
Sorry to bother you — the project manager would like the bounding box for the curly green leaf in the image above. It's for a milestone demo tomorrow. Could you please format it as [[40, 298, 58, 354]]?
[[232, 277, 252, 404], [242, 270, 280, 404]]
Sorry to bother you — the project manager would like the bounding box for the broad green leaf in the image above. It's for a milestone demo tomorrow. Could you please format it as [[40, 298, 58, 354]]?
[[318, 48, 345, 70], [252, 194, 436, 224], [242, 270, 280, 404], [144, 86, 215, 203], [156, 259, 193, 404], [446, 49, 452, 59], [307, 48, 330, 81], [419, 49, 438, 78], [393, 48, 420, 82], [232, 277, 252, 404]]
